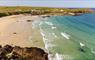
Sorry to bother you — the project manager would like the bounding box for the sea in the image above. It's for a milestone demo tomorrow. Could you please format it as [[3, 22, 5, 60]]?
[[33, 14, 95, 60]]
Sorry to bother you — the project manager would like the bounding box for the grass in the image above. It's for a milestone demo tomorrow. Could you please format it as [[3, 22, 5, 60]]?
[[0, 6, 93, 17]]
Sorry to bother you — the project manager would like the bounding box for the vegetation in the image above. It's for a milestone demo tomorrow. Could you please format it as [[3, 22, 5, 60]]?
[[0, 6, 94, 17]]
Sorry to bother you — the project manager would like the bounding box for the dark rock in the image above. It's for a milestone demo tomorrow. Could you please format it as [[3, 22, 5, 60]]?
[[0, 45, 13, 60], [0, 45, 48, 60], [78, 47, 85, 53], [9, 52, 22, 60], [26, 20, 32, 22], [0, 45, 13, 55], [12, 46, 48, 60], [13, 32, 17, 34], [42, 15, 50, 18], [0, 45, 2, 48]]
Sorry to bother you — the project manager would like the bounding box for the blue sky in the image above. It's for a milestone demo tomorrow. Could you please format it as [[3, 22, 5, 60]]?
[[0, 0, 95, 8]]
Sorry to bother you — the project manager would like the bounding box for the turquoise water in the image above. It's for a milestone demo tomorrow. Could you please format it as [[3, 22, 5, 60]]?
[[38, 14, 95, 60]]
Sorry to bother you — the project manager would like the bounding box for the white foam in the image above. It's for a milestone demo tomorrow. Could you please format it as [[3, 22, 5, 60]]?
[[39, 26, 63, 60], [40, 29, 49, 50], [48, 54, 53, 60], [51, 26, 56, 29], [61, 32, 70, 39], [91, 48, 95, 54], [42, 37, 48, 50], [40, 32, 45, 37], [42, 36, 56, 49], [52, 33, 57, 38], [55, 53, 64, 60], [43, 37, 48, 41], [80, 42, 85, 47], [42, 37, 47, 44], [45, 21, 53, 26], [45, 43, 48, 50]]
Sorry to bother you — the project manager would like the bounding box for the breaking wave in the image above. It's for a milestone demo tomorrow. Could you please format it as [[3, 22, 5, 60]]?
[[61, 32, 70, 39], [45, 21, 53, 26]]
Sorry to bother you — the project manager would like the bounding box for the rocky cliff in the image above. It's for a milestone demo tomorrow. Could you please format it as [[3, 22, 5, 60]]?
[[0, 45, 48, 60]]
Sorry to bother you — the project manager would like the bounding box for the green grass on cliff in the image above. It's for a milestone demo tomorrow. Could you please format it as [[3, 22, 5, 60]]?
[[0, 6, 91, 17]]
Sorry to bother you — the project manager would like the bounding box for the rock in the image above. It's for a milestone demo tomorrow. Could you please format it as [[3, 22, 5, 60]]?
[[0, 45, 13, 55], [13, 32, 17, 34], [26, 20, 32, 22], [0, 45, 2, 48], [78, 47, 85, 53], [12, 46, 48, 60], [0, 45, 13, 60], [42, 15, 51, 18], [0, 45, 48, 60], [9, 52, 22, 60]]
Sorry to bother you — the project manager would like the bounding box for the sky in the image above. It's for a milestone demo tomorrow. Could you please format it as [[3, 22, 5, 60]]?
[[0, 0, 95, 8]]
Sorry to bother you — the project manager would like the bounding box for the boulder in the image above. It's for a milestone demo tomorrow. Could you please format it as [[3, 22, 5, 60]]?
[[0, 45, 48, 60]]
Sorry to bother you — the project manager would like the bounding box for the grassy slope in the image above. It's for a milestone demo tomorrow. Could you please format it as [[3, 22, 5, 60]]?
[[0, 6, 92, 17], [0, 6, 91, 12]]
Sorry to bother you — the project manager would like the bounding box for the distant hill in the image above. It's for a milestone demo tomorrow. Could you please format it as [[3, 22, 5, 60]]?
[[0, 6, 94, 17]]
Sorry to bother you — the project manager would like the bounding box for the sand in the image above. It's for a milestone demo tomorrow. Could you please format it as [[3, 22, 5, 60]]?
[[0, 14, 44, 48]]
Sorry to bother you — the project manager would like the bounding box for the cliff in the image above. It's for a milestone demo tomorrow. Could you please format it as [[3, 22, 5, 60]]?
[[0, 6, 94, 17]]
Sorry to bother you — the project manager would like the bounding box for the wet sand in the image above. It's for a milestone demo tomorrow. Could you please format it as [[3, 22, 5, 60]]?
[[0, 14, 44, 48]]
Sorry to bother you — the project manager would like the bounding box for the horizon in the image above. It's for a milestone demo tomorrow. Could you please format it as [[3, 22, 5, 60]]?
[[0, 0, 95, 8]]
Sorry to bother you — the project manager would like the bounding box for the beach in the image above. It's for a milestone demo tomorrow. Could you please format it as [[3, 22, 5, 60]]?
[[0, 14, 95, 60], [0, 14, 44, 48]]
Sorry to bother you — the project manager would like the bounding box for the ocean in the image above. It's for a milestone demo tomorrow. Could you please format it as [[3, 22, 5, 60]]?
[[33, 14, 95, 60]]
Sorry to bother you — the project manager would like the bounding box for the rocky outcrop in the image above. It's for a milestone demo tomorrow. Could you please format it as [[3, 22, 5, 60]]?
[[0, 45, 48, 60]]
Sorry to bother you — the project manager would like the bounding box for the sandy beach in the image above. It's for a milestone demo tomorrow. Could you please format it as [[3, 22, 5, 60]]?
[[0, 14, 44, 48]]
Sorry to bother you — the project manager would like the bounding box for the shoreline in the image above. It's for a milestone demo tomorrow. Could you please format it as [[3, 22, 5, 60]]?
[[0, 14, 95, 60]]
